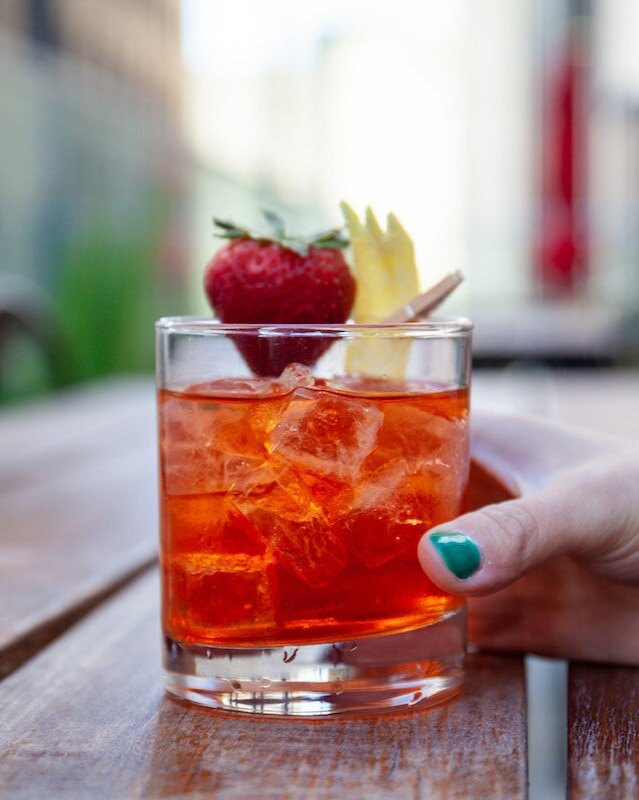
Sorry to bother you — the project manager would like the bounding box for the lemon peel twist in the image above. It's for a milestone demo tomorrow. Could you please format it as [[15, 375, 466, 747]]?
[[341, 203, 420, 323], [341, 202, 420, 378]]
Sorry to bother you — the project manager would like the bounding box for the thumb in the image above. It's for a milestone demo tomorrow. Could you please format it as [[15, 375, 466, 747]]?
[[418, 454, 639, 595]]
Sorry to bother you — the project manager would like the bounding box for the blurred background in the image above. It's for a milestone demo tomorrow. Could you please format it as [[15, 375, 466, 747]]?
[[1, 0, 639, 404]]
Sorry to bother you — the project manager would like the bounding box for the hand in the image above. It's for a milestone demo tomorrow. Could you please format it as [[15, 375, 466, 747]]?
[[418, 411, 639, 665]]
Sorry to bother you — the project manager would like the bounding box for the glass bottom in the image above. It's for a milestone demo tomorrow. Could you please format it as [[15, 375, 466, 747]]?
[[163, 607, 465, 717]]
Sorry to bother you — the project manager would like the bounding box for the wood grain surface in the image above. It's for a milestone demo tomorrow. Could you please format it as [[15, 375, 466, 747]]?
[[0, 570, 527, 800], [568, 662, 639, 800], [4, 371, 639, 798], [0, 380, 158, 678]]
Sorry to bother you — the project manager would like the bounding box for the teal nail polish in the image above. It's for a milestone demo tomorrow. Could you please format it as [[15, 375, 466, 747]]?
[[429, 532, 481, 580]]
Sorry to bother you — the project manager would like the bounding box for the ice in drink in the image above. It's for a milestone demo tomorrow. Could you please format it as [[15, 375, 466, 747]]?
[[159, 367, 469, 647]]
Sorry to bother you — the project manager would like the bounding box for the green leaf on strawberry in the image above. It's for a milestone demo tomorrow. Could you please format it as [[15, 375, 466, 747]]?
[[262, 209, 286, 239], [212, 214, 349, 258]]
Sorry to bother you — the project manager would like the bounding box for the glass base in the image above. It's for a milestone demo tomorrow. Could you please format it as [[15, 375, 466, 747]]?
[[163, 607, 465, 717]]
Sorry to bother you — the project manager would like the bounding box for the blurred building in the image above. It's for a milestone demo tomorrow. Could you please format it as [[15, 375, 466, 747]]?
[[0, 0, 182, 126], [0, 0, 188, 402]]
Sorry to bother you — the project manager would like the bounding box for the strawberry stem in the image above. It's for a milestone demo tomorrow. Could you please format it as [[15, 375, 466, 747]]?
[[262, 209, 286, 239], [212, 213, 349, 257]]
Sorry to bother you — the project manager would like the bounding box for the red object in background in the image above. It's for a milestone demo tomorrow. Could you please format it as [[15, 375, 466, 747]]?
[[536, 23, 589, 297]]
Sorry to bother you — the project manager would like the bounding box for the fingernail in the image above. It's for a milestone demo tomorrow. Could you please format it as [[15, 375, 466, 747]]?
[[429, 532, 481, 580]]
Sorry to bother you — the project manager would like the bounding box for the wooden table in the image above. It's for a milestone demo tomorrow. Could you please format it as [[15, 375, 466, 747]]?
[[0, 373, 638, 799]]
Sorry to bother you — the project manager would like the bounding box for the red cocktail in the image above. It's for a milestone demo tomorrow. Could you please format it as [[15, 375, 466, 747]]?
[[157, 320, 471, 715]]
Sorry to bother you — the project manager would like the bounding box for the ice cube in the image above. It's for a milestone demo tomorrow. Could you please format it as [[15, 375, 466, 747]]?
[[166, 551, 276, 632], [275, 556, 443, 631], [296, 470, 355, 522], [277, 362, 315, 390], [339, 461, 460, 567], [160, 397, 266, 495], [241, 365, 314, 439], [366, 404, 467, 476], [269, 390, 383, 481], [195, 377, 289, 396], [230, 466, 348, 587], [163, 494, 265, 556]]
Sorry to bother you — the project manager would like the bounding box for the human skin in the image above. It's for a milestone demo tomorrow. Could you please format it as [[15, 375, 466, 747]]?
[[418, 411, 639, 666]]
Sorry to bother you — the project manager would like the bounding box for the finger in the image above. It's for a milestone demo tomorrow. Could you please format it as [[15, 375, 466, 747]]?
[[470, 410, 621, 495], [466, 560, 639, 665], [418, 454, 639, 595]]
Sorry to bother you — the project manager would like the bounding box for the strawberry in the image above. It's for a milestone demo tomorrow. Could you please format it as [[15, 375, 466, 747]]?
[[204, 212, 355, 376]]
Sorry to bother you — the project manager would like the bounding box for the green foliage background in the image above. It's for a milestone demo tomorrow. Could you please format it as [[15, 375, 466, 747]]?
[[0, 194, 187, 406]]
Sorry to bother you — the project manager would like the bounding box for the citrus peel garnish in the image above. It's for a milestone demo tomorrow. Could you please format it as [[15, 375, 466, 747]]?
[[341, 202, 420, 379], [341, 203, 420, 323]]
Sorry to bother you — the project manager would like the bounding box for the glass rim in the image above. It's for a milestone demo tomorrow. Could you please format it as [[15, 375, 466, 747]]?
[[156, 316, 473, 337]]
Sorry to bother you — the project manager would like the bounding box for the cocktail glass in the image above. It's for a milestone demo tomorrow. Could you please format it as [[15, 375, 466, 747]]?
[[156, 319, 471, 716]]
